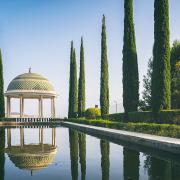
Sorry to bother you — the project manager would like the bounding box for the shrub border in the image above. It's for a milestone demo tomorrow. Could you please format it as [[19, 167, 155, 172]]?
[[101, 110, 180, 125], [66, 118, 180, 138]]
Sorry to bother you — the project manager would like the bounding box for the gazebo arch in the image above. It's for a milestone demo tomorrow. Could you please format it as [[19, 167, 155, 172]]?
[[5, 69, 57, 118]]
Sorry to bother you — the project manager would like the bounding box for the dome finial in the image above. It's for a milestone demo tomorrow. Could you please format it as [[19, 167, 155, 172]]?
[[29, 67, 32, 73]]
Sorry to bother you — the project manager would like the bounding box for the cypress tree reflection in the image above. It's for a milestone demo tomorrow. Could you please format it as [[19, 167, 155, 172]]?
[[78, 133, 86, 180], [123, 147, 139, 180], [69, 129, 79, 180], [100, 140, 110, 180], [0, 128, 5, 180], [172, 162, 180, 180], [144, 155, 178, 180]]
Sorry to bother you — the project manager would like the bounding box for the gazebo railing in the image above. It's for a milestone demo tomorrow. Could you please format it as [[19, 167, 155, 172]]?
[[15, 117, 53, 123]]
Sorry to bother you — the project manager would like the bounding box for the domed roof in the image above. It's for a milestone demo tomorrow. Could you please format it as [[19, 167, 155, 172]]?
[[7, 72, 55, 92]]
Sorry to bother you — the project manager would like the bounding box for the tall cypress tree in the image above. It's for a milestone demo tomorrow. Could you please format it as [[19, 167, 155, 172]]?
[[100, 15, 109, 117], [0, 50, 5, 118], [68, 42, 78, 118], [68, 41, 74, 118], [72, 48, 78, 117], [152, 0, 171, 114], [78, 37, 86, 117], [122, 0, 139, 113]]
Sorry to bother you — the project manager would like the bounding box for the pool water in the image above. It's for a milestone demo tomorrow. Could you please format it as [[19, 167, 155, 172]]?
[[0, 126, 179, 180]]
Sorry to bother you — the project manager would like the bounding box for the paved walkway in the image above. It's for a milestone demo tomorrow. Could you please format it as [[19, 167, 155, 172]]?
[[62, 122, 180, 154]]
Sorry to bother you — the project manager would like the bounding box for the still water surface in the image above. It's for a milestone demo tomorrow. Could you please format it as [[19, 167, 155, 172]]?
[[0, 126, 179, 180]]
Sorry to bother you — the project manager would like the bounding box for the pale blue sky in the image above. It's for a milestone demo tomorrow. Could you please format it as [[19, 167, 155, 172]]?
[[0, 0, 180, 117]]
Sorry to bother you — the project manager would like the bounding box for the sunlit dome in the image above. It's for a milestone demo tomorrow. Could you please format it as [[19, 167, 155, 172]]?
[[7, 72, 54, 91], [5, 68, 57, 98]]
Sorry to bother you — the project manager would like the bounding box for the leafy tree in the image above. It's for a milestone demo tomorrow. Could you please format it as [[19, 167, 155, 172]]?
[[170, 40, 180, 108], [152, 0, 171, 114], [140, 41, 180, 110], [85, 107, 101, 119], [78, 37, 86, 117], [122, 0, 139, 113], [68, 42, 78, 118], [139, 58, 153, 111], [170, 40, 180, 78], [0, 50, 5, 118], [100, 15, 109, 117], [171, 61, 180, 108]]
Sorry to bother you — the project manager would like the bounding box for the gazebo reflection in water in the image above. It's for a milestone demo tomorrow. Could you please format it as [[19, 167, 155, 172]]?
[[5, 128, 57, 175]]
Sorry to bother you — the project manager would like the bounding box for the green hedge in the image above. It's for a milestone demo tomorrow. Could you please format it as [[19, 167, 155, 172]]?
[[66, 118, 180, 138], [102, 113, 125, 121], [103, 110, 180, 125]]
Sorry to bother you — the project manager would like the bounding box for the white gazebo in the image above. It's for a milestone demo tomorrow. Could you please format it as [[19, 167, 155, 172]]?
[[5, 69, 57, 118]]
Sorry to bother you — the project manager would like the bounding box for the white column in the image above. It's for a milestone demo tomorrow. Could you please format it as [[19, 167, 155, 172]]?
[[39, 128, 41, 143], [38, 98, 41, 118], [20, 128, 24, 149], [7, 129, 11, 148], [6, 97, 11, 117], [9, 98, 11, 117], [52, 128, 56, 146], [22, 98, 24, 117], [41, 97, 43, 118], [38, 96, 43, 118], [51, 97, 53, 118], [6, 97, 9, 117], [20, 96, 23, 118], [41, 128, 44, 151], [53, 98, 56, 118], [51, 97, 56, 118]]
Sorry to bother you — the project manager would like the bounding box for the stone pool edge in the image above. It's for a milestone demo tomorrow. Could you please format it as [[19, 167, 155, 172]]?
[[61, 121, 180, 155], [0, 120, 179, 154]]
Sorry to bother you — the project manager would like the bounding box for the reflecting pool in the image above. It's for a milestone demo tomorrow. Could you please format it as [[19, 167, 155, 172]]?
[[0, 126, 179, 180]]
